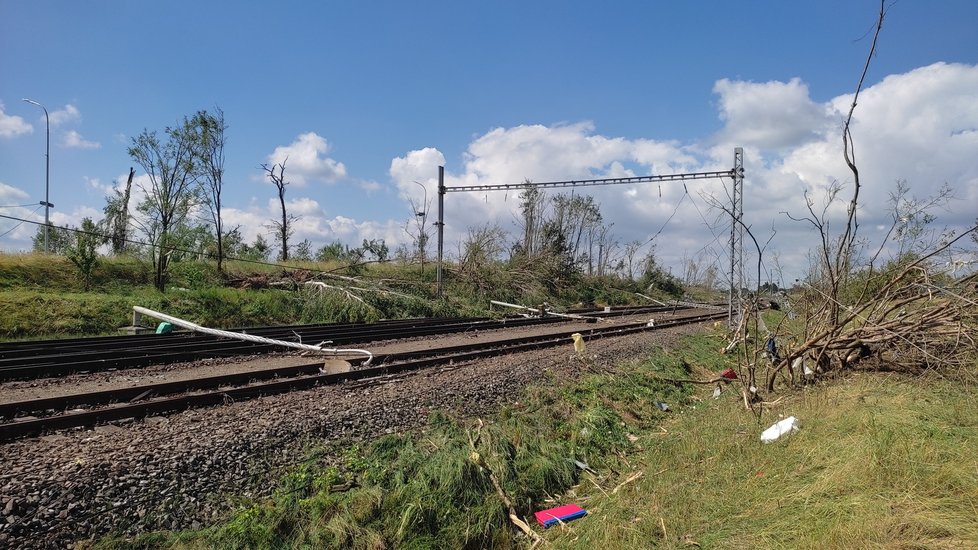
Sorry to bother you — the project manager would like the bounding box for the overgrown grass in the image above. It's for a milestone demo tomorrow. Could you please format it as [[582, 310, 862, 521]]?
[[92, 337, 723, 549], [0, 252, 677, 340], [546, 371, 978, 549], [0, 253, 463, 339]]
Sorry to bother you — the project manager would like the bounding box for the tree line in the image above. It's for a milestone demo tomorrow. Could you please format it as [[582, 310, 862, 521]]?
[[33, 109, 698, 300]]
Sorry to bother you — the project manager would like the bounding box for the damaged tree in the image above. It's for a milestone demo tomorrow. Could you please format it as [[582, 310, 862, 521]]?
[[262, 159, 297, 262], [101, 167, 135, 255], [757, 0, 978, 393]]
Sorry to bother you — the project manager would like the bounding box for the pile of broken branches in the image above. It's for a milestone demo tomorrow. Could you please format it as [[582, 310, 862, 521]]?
[[766, 250, 977, 392]]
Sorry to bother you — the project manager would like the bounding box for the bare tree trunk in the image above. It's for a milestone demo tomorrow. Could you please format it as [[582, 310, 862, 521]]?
[[278, 186, 288, 261], [262, 160, 292, 261], [112, 168, 134, 255]]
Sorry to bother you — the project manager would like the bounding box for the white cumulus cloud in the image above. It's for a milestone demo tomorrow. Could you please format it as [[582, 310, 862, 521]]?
[[49, 104, 81, 127], [389, 147, 445, 209], [266, 132, 347, 186], [63, 130, 101, 149], [0, 103, 33, 138], [712, 77, 836, 151], [0, 181, 31, 203]]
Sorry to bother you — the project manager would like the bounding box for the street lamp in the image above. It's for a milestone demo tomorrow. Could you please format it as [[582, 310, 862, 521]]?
[[22, 98, 52, 253]]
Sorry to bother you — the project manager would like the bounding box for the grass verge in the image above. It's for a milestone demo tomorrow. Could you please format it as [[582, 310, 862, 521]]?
[[546, 371, 978, 549]]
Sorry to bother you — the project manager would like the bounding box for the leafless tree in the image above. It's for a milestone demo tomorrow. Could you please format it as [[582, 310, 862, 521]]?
[[514, 185, 547, 256], [404, 191, 431, 273], [262, 159, 297, 261], [762, 1, 976, 392], [622, 240, 644, 281]]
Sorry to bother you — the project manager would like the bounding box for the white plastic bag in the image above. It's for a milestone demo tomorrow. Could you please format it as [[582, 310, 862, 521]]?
[[761, 416, 799, 443]]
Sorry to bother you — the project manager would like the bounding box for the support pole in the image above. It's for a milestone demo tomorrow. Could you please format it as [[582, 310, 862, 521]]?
[[729, 147, 744, 326], [436, 165, 445, 297]]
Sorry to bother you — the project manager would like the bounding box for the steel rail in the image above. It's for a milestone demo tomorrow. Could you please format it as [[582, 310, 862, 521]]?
[[0, 310, 724, 442], [0, 315, 573, 380], [0, 362, 326, 419], [0, 316, 497, 358], [0, 306, 684, 380], [0, 308, 696, 418]]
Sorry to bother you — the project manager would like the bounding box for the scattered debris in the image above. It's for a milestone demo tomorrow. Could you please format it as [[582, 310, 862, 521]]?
[[720, 368, 738, 380], [490, 300, 600, 321], [320, 359, 353, 374], [534, 503, 587, 527], [764, 335, 779, 362], [611, 471, 644, 494], [567, 459, 597, 474], [712, 385, 722, 399], [655, 401, 670, 412], [155, 322, 173, 335], [571, 333, 586, 356], [760, 416, 799, 443], [468, 419, 541, 543]]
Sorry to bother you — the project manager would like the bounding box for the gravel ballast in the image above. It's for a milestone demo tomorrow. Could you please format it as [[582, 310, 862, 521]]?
[[0, 322, 706, 549]]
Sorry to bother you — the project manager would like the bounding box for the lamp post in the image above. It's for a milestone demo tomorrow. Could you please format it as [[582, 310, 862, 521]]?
[[22, 98, 52, 253]]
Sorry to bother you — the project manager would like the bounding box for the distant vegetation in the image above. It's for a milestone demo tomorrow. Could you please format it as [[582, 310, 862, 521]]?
[[0, 242, 703, 340], [3, 162, 734, 340]]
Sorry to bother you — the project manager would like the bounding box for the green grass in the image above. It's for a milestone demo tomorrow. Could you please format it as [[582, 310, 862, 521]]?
[[0, 253, 464, 339], [545, 371, 978, 549], [0, 252, 676, 340]]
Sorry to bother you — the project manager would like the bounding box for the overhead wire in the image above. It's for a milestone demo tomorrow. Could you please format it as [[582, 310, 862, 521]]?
[[0, 206, 43, 239], [643, 184, 689, 247], [688, 177, 731, 257]]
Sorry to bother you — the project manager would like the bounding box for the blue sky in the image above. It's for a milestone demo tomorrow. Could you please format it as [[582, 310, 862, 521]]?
[[2, 1, 977, 283]]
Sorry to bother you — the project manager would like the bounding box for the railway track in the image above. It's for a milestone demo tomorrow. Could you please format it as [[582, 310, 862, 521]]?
[[0, 308, 724, 442], [0, 305, 686, 381]]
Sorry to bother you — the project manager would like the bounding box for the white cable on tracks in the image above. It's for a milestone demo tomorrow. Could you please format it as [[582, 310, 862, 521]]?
[[132, 306, 373, 365]]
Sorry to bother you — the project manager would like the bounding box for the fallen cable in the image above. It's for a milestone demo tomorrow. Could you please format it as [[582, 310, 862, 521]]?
[[132, 306, 373, 365], [490, 300, 601, 321]]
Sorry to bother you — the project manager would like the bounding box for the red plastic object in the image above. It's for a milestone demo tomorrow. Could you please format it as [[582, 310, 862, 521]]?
[[721, 368, 738, 380], [534, 503, 587, 527]]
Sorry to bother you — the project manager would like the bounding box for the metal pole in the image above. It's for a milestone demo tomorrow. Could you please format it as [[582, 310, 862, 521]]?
[[23, 98, 51, 253], [436, 165, 445, 297], [729, 147, 744, 325]]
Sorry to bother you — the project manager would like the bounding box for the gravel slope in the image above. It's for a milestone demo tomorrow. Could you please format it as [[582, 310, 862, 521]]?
[[0, 321, 705, 549]]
